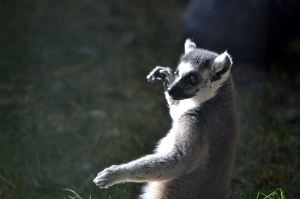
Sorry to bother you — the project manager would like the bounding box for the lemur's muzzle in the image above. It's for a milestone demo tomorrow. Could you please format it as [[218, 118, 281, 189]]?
[[168, 81, 197, 100], [167, 85, 185, 100]]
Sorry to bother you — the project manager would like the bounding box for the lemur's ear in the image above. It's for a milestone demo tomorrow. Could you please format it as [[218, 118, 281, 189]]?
[[184, 39, 196, 54], [212, 51, 232, 73]]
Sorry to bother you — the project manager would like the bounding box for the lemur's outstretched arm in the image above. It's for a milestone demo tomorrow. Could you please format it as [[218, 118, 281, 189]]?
[[146, 66, 174, 91], [93, 120, 204, 189], [93, 152, 189, 188]]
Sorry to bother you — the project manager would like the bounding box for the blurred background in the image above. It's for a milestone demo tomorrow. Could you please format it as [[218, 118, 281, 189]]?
[[0, 0, 299, 198]]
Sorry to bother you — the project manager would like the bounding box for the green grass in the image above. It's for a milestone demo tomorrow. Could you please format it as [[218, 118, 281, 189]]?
[[256, 188, 285, 199], [63, 189, 87, 199], [62, 188, 287, 199], [0, 0, 299, 199]]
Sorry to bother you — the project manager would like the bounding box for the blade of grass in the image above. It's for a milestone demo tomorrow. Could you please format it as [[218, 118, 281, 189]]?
[[63, 188, 83, 199]]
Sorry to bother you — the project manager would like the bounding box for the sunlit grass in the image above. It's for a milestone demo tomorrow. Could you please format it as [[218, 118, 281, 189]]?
[[63, 189, 90, 199], [256, 189, 285, 199]]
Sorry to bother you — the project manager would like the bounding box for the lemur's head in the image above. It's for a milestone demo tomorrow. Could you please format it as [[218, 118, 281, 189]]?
[[168, 39, 233, 100]]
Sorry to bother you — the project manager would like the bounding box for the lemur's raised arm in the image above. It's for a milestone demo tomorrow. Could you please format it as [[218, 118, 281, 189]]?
[[146, 66, 174, 91]]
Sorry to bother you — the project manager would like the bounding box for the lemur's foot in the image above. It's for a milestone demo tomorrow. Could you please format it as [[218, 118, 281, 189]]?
[[146, 66, 173, 83]]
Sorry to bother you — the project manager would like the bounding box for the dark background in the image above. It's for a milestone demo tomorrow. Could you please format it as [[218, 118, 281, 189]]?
[[0, 0, 299, 198]]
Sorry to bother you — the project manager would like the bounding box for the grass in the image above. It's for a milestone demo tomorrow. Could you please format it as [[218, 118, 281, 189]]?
[[63, 189, 87, 199], [62, 188, 287, 199], [0, 0, 299, 199], [256, 189, 285, 199]]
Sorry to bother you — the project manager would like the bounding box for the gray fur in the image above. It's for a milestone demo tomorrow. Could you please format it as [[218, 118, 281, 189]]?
[[93, 39, 239, 199]]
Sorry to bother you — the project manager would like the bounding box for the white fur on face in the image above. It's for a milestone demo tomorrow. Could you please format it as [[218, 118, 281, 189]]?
[[167, 91, 216, 121], [177, 62, 193, 78], [168, 61, 212, 121]]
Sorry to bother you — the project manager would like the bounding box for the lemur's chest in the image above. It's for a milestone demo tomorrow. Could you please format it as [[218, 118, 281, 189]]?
[[169, 99, 198, 121], [154, 122, 180, 154], [155, 99, 198, 154], [155, 131, 176, 154]]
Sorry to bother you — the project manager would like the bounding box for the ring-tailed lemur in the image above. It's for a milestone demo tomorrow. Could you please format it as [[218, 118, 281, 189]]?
[[93, 39, 239, 199]]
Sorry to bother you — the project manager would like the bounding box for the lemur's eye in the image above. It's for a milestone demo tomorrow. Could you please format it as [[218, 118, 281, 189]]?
[[175, 73, 179, 78], [190, 77, 196, 83]]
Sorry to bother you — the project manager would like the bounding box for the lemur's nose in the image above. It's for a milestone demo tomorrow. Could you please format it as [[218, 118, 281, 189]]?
[[168, 87, 178, 96]]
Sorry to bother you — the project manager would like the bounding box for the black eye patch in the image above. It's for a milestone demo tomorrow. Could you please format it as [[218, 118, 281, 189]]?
[[184, 72, 198, 83]]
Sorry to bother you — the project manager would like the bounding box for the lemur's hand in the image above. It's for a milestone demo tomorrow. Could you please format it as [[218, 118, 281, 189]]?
[[93, 165, 122, 188], [146, 66, 174, 83]]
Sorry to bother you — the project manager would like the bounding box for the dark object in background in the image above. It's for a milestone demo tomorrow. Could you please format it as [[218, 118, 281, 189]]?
[[184, 0, 300, 69]]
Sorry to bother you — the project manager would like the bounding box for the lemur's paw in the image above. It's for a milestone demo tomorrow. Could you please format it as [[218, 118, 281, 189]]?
[[146, 66, 172, 83], [93, 165, 119, 188]]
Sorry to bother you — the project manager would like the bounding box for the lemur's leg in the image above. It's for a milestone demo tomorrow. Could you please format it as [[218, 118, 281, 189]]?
[[146, 66, 174, 91], [93, 153, 188, 188]]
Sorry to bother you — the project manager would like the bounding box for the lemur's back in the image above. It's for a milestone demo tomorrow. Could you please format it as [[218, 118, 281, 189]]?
[[141, 78, 238, 199]]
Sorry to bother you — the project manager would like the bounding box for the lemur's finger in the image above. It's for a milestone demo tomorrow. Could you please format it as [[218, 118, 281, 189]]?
[[93, 174, 111, 188], [146, 67, 163, 82], [146, 70, 155, 82], [146, 74, 156, 83]]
